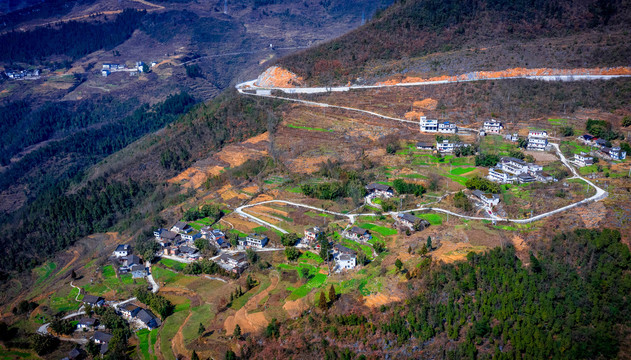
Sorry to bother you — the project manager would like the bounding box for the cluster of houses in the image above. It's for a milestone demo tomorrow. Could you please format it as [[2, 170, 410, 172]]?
[[113, 245, 147, 278], [488, 156, 555, 184], [578, 134, 627, 160], [419, 117, 458, 133], [101, 61, 148, 77], [4, 69, 39, 79], [154, 221, 203, 260], [527, 130, 549, 151], [217, 252, 249, 274], [74, 295, 159, 355]]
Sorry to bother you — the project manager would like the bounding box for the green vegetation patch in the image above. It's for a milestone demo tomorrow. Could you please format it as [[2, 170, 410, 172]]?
[[287, 273, 327, 300], [137, 328, 158, 360], [357, 223, 397, 236], [298, 252, 324, 264], [0, 345, 39, 359], [231, 276, 272, 310], [182, 304, 215, 344], [341, 239, 374, 260], [286, 124, 333, 132], [450, 167, 476, 175], [442, 173, 468, 186], [417, 213, 443, 225], [159, 258, 187, 272], [33, 261, 57, 286], [159, 310, 188, 360], [152, 266, 185, 285]]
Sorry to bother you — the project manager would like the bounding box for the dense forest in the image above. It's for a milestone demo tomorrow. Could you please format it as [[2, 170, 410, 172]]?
[[246, 228, 631, 359], [0, 91, 282, 273], [0, 9, 145, 62], [279, 0, 631, 83], [0, 92, 196, 197]]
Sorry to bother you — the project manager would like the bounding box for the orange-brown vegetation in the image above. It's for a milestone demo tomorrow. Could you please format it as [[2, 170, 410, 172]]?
[[413, 98, 438, 110], [255, 66, 304, 88], [376, 67, 631, 86]]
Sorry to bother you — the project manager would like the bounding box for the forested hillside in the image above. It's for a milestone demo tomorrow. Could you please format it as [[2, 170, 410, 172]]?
[[246, 229, 631, 359], [0, 9, 145, 62], [0, 90, 282, 274], [279, 0, 631, 84]]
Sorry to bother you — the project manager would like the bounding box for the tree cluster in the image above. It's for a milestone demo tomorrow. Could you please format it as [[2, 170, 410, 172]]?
[[392, 179, 425, 196], [465, 175, 501, 193], [134, 288, 174, 319]]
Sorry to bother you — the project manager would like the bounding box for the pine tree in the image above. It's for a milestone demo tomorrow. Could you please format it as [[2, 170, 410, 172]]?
[[70, 269, 77, 280], [191, 350, 199, 360], [426, 236, 432, 250], [395, 258, 403, 272], [319, 291, 327, 311], [328, 285, 336, 304], [198, 322, 205, 336], [233, 324, 241, 338]]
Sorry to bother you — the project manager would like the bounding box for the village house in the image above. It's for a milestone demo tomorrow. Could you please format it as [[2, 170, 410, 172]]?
[[136, 308, 159, 329], [119, 254, 142, 273], [602, 146, 627, 160], [239, 233, 268, 249], [201, 228, 229, 248], [62, 348, 86, 360], [119, 304, 141, 319], [438, 121, 458, 133], [82, 295, 105, 307], [178, 245, 200, 259], [572, 152, 593, 167], [171, 221, 192, 234], [472, 190, 500, 207], [92, 331, 113, 345], [578, 134, 595, 145], [332, 244, 357, 271], [483, 119, 503, 134], [156, 229, 180, 246], [181, 231, 201, 242], [436, 139, 470, 153], [163, 246, 180, 257], [395, 213, 429, 231], [505, 133, 519, 142], [113, 244, 131, 257], [488, 157, 553, 184], [488, 168, 517, 184], [419, 117, 438, 132], [303, 227, 323, 245], [130, 264, 147, 278], [76, 318, 98, 330], [594, 138, 608, 148], [415, 142, 434, 150], [527, 130, 548, 151], [365, 183, 394, 198], [217, 252, 248, 274], [343, 226, 371, 242]]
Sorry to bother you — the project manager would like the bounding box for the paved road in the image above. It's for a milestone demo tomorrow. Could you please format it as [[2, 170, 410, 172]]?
[[146, 261, 160, 293]]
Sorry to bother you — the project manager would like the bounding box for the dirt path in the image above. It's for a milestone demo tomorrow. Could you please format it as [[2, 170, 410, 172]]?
[[55, 250, 80, 277], [224, 273, 279, 335], [171, 310, 193, 359]]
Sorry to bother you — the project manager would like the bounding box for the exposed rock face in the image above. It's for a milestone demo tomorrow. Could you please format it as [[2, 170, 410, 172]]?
[[255, 66, 304, 88]]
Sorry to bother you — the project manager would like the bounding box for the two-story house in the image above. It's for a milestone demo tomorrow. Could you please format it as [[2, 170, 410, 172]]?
[[343, 226, 371, 242], [483, 119, 503, 134], [574, 152, 594, 167], [527, 130, 548, 151], [365, 183, 394, 198], [113, 244, 130, 257], [303, 227, 323, 245]]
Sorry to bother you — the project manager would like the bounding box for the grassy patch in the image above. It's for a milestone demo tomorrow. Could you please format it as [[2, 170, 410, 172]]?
[[286, 186, 302, 193], [450, 167, 476, 175], [417, 213, 443, 225], [0, 345, 39, 359], [152, 267, 185, 285], [33, 261, 57, 286], [286, 124, 333, 132], [442, 173, 468, 186], [357, 223, 397, 236], [287, 273, 327, 300], [159, 310, 188, 360], [298, 252, 323, 264], [231, 276, 272, 310], [159, 258, 186, 272], [181, 304, 215, 344], [49, 287, 81, 313], [341, 239, 374, 260]]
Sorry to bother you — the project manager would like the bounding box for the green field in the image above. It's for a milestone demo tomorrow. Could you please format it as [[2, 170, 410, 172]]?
[[181, 303, 215, 343], [49, 287, 81, 313], [152, 267, 186, 285], [231, 276, 272, 310], [286, 124, 333, 132], [442, 173, 469, 186], [159, 258, 186, 272], [357, 223, 397, 236], [417, 213, 444, 225], [137, 328, 158, 360], [298, 252, 323, 264], [278, 263, 327, 300], [159, 310, 188, 360], [0, 345, 39, 360], [450, 167, 476, 175], [341, 239, 374, 260], [33, 261, 57, 286]]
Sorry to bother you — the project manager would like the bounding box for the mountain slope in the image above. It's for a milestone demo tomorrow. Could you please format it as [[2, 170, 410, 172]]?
[[278, 0, 631, 85]]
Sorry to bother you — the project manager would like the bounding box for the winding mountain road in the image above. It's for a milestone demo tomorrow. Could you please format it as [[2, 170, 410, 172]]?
[[233, 72, 612, 229]]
